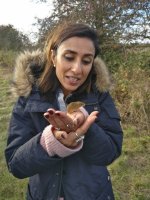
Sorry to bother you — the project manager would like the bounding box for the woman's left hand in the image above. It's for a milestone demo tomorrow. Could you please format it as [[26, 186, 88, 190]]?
[[44, 108, 75, 132], [53, 111, 98, 148], [44, 108, 86, 133]]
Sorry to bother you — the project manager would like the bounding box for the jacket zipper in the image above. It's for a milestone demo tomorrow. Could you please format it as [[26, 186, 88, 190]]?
[[57, 159, 64, 199]]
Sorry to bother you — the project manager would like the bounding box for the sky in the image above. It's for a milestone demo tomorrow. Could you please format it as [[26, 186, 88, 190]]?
[[0, 0, 53, 41]]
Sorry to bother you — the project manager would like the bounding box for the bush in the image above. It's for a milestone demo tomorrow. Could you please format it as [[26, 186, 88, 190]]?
[[0, 50, 17, 68], [102, 45, 150, 72], [112, 66, 150, 133]]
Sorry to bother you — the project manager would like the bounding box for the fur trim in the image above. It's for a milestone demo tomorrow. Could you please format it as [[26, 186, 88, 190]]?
[[94, 58, 112, 92], [11, 50, 112, 97], [11, 49, 44, 97]]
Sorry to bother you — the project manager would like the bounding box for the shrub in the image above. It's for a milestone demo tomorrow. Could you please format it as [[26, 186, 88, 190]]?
[[0, 50, 18, 68], [112, 66, 150, 133]]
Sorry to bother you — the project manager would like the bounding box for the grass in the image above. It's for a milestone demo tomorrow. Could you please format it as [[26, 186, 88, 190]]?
[[109, 126, 150, 200], [0, 67, 28, 200], [0, 66, 149, 200]]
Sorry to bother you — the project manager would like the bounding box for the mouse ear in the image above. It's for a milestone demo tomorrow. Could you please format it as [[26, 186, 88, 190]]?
[[67, 101, 85, 114]]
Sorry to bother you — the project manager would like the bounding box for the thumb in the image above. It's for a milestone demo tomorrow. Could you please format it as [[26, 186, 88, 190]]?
[[77, 111, 98, 133]]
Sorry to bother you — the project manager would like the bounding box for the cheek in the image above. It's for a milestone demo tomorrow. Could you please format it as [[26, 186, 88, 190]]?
[[55, 58, 68, 73], [55, 62, 64, 76], [83, 66, 92, 78], [55, 66, 63, 82]]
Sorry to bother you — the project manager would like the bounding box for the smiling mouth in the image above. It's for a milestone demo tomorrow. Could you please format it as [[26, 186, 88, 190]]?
[[66, 76, 80, 84], [66, 76, 80, 81]]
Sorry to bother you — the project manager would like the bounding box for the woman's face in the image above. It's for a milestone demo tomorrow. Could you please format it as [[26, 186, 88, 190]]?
[[52, 36, 95, 96]]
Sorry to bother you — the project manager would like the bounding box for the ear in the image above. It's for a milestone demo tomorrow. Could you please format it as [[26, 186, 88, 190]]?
[[51, 50, 56, 66]]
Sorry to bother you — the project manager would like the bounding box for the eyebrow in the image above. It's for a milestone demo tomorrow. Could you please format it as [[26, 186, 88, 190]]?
[[64, 49, 94, 57]]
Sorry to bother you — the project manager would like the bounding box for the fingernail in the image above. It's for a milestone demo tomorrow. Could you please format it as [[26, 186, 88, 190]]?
[[48, 110, 54, 115], [44, 113, 49, 118], [51, 126, 56, 133], [96, 112, 99, 116], [55, 113, 60, 116]]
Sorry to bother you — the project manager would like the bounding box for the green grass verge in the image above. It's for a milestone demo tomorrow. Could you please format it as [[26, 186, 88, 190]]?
[[109, 126, 150, 200]]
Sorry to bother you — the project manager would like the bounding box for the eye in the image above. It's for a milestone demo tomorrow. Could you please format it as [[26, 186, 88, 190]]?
[[82, 59, 92, 65], [64, 54, 74, 61]]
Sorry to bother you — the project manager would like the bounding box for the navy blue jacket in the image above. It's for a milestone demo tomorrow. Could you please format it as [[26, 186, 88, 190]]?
[[5, 51, 123, 200]]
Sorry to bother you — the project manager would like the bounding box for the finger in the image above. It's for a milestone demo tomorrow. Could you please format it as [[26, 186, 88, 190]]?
[[55, 111, 75, 132], [44, 108, 57, 125], [60, 131, 68, 139], [89, 111, 99, 117], [44, 112, 58, 127], [55, 111, 74, 125], [57, 131, 78, 147], [53, 112, 67, 130], [46, 109, 68, 129], [76, 112, 98, 134], [43, 112, 50, 120], [47, 108, 56, 115], [54, 131, 67, 140], [72, 117, 78, 126], [44, 110, 75, 132]]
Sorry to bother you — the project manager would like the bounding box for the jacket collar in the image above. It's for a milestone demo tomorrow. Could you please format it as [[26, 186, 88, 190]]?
[[23, 87, 99, 113]]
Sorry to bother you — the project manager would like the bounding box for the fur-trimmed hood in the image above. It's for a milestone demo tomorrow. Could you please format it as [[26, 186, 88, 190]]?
[[11, 50, 113, 97]]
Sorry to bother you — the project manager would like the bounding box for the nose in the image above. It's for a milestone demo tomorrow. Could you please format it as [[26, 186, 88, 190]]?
[[71, 61, 82, 74]]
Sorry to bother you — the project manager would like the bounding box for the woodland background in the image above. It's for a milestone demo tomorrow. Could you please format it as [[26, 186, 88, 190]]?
[[0, 0, 149, 199]]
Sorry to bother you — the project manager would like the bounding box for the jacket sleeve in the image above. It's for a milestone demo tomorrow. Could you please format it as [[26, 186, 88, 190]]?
[[5, 97, 62, 179], [81, 92, 123, 166]]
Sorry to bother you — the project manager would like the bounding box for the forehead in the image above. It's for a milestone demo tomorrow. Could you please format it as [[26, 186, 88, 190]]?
[[57, 37, 95, 56]]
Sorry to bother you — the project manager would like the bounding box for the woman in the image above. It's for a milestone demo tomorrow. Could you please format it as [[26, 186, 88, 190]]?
[[5, 23, 123, 200]]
